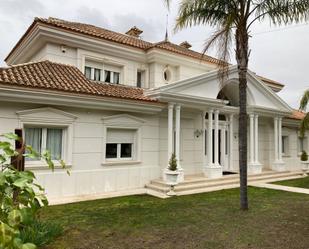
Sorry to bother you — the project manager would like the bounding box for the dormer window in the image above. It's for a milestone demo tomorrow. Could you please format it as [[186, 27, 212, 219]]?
[[136, 70, 145, 88]]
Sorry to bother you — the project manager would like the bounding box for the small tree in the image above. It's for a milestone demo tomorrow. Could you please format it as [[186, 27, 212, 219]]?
[[0, 133, 68, 249], [168, 153, 177, 171]]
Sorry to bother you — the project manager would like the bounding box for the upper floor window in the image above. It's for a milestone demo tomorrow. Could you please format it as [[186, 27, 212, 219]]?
[[104, 70, 120, 84], [84, 66, 101, 81], [163, 68, 172, 82], [137, 70, 145, 88]]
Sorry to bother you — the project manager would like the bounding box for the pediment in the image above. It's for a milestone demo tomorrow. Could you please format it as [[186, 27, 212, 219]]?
[[16, 107, 77, 122], [150, 66, 292, 112], [102, 114, 145, 126]]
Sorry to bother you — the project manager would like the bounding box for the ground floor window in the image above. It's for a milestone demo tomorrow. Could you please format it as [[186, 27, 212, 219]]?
[[25, 127, 64, 160], [282, 136, 289, 155], [298, 137, 307, 154], [105, 129, 136, 160]]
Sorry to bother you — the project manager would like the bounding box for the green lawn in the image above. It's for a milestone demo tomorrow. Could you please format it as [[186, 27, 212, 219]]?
[[273, 176, 309, 189], [40, 187, 309, 249]]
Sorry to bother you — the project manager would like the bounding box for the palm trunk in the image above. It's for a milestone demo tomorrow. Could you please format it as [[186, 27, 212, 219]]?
[[236, 25, 249, 210]]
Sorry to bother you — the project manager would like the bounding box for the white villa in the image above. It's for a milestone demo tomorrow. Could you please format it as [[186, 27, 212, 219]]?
[[0, 17, 305, 202]]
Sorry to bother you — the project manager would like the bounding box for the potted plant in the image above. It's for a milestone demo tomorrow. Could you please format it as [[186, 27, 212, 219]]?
[[164, 153, 179, 195], [300, 150, 309, 176]]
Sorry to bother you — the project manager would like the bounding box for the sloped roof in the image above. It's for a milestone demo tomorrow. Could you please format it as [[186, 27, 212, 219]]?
[[0, 60, 157, 103], [5, 17, 284, 90]]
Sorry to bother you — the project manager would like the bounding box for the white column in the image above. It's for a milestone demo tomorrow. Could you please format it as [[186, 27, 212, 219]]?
[[254, 114, 259, 164], [221, 125, 226, 169], [249, 114, 255, 164], [167, 103, 174, 165], [202, 111, 207, 166], [214, 110, 220, 166], [278, 117, 283, 162], [229, 114, 234, 170], [207, 109, 213, 166], [274, 117, 279, 162], [175, 104, 181, 169]]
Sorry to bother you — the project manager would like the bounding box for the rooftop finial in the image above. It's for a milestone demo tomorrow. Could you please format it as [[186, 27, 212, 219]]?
[[165, 14, 169, 42]]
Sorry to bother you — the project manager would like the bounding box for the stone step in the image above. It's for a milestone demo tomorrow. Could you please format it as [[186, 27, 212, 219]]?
[[174, 171, 301, 192], [150, 170, 291, 187], [145, 171, 303, 196]]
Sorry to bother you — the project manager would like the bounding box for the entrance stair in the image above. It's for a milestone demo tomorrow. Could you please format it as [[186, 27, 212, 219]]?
[[145, 170, 303, 198]]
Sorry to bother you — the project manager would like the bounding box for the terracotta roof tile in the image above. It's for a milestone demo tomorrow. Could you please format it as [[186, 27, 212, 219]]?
[[0, 60, 157, 103], [289, 110, 306, 120], [148, 41, 223, 65], [36, 17, 152, 50], [5, 17, 284, 89]]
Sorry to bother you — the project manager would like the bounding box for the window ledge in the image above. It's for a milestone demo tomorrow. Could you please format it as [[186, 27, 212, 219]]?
[[25, 163, 72, 170], [102, 161, 141, 166]]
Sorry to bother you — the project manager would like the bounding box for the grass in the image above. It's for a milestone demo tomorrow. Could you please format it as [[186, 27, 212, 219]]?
[[20, 220, 63, 247], [40, 187, 309, 249], [273, 176, 309, 189]]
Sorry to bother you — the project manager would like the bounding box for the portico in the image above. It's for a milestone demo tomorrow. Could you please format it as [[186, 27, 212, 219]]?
[[146, 66, 293, 182]]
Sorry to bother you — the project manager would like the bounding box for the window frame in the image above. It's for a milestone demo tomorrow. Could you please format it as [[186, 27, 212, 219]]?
[[101, 114, 145, 166], [282, 135, 289, 156], [23, 125, 67, 167], [104, 128, 137, 163], [17, 107, 75, 170]]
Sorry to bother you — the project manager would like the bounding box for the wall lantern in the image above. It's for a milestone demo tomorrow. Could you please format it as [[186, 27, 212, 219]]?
[[194, 129, 204, 138]]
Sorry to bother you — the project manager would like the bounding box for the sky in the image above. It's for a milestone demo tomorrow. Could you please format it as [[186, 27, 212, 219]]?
[[0, 0, 308, 108]]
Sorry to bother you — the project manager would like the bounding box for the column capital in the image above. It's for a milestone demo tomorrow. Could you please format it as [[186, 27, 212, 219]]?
[[175, 104, 181, 110], [168, 103, 174, 109], [274, 116, 279, 121], [254, 114, 259, 119], [208, 109, 214, 113], [249, 113, 255, 118], [214, 109, 220, 115]]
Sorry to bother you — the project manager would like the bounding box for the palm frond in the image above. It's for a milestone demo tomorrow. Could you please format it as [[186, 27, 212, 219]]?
[[300, 89, 309, 111], [174, 0, 237, 31], [300, 112, 309, 137], [254, 0, 309, 26]]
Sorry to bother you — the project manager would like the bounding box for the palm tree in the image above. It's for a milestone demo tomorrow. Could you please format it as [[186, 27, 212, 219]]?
[[299, 90, 309, 137], [165, 0, 309, 210]]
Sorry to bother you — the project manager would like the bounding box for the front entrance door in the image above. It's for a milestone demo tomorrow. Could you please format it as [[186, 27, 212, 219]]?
[[209, 126, 229, 171]]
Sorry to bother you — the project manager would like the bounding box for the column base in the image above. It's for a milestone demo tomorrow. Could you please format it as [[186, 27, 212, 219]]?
[[271, 161, 286, 172], [203, 165, 223, 179], [248, 162, 263, 175]]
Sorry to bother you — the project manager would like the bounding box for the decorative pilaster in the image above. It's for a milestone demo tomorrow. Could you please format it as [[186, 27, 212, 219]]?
[[175, 104, 184, 182], [207, 109, 213, 166], [248, 114, 262, 174], [229, 114, 234, 171], [254, 114, 259, 164], [204, 109, 222, 179], [214, 110, 220, 166], [202, 111, 207, 167], [249, 114, 255, 165], [167, 103, 174, 164], [272, 116, 286, 171]]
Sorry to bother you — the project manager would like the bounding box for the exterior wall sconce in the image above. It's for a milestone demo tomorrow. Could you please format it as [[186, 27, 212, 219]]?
[[194, 129, 203, 138]]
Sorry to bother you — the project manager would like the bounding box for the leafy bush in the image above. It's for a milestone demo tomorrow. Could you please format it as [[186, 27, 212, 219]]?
[[20, 220, 63, 247], [0, 133, 67, 249], [301, 151, 308, 161], [168, 153, 177, 171]]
